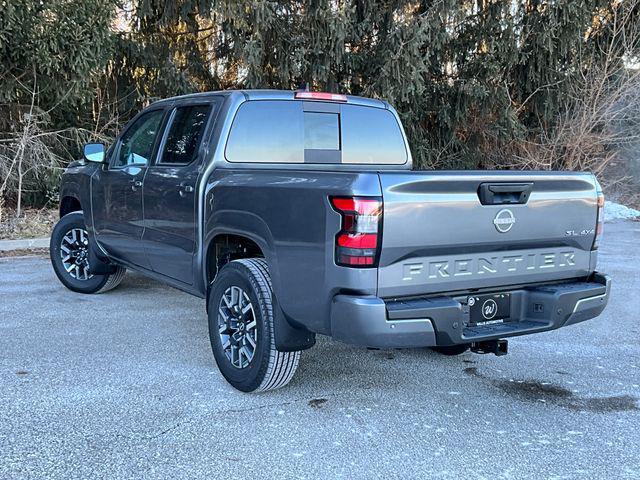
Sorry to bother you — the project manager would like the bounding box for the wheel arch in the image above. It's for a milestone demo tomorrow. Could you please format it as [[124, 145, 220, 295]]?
[[59, 195, 82, 217], [205, 233, 265, 287]]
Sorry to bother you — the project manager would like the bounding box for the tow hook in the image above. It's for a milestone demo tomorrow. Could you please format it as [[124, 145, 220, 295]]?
[[470, 339, 508, 356]]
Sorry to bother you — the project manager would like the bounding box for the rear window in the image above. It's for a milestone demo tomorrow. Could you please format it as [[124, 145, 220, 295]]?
[[225, 100, 407, 164], [341, 105, 407, 164], [224, 101, 303, 163], [159, 105, 211, 165], [304, 112, 339, 150]]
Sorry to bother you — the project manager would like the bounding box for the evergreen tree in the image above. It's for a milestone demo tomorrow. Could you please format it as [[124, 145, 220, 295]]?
[[2, 0, 637, 174], [0, 0, 117, 128], [124, 0, 636, 169]]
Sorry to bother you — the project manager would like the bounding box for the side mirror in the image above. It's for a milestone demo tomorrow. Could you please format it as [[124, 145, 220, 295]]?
[[83, 143, 106, 163]]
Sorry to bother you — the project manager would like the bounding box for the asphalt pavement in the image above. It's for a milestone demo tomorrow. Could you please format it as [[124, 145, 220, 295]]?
[[1, 221, 639, 479]]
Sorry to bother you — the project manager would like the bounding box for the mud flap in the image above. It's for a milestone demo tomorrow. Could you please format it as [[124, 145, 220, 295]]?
[[273, 294, 316, 352], [87, 238, 117, 275], [205, 280, 316, 352]]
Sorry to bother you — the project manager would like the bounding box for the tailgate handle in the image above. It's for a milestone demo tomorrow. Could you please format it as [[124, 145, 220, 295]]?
[[478, 183, 533, 205]]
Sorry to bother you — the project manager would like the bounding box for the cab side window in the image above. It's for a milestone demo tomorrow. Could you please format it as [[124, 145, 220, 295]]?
[[113, 110, 164, 168], [159, 105, 212, 165]]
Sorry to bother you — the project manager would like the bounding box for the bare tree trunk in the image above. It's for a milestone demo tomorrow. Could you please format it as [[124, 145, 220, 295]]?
[[14, 70, 37, 219], [16, 150, 23, 218]]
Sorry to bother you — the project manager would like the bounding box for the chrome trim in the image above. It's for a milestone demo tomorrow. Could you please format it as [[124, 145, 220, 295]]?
[[571, 274, 610, 314], [571, 292, 607, 314], [386, 318, 433, 324]]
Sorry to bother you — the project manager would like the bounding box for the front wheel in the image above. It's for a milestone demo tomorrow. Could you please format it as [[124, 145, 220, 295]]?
[[208, 258, 300, 393], [50, 212, 125, 294]]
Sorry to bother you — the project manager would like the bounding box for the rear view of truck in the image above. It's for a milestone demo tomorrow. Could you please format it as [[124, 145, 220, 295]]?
[[205, 89, 611, 391], [303, 92, 612, 354], [331, 168, 610, 355]]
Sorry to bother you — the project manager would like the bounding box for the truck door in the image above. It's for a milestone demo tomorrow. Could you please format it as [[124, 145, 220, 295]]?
[[91, 108, 166, 269], [141, 100, 218, 284]]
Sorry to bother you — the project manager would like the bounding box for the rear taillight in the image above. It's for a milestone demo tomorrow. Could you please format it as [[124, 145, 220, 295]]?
[[330, 197, 382, 267], [593, 188, 605, 250]]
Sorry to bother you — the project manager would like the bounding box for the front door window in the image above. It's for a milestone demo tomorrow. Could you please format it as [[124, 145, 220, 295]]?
[[113, 110, 164, 168]]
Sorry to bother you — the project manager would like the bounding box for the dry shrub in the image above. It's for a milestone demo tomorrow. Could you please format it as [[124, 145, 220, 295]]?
[[507, 65, 640, 176], [0, 207, 58, 240], [0, 77, 116, 225], [489, 1, 640, 207]]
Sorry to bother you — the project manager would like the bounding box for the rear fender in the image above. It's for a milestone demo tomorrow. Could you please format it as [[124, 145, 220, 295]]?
[[203, 221, 315, 352]]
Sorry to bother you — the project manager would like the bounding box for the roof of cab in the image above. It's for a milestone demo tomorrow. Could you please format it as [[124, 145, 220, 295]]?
[[151, 89, 388, 109]]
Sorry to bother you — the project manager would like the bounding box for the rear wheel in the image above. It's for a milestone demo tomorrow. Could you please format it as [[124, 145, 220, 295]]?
[[50, 212, 125, 294], [430, 344, 471, 356], [208, 258, 300, 392]]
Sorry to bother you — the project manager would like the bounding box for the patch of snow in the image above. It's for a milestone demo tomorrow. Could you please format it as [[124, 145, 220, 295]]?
[[604, 201, 640, 222]]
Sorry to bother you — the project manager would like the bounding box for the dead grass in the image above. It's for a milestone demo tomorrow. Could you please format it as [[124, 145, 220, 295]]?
[[603, 180, 640, 210], [0, 247, 49, 258], [0, 208, 57, 240]]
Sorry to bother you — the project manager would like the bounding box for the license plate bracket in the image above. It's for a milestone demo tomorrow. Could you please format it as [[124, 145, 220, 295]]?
[[468, 293, 510, 324]]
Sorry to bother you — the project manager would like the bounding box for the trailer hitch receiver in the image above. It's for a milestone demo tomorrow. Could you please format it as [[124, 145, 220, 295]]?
[[470, 339, 508, 356]]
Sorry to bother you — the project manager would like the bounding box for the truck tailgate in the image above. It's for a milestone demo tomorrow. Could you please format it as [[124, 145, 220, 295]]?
[[377, 171, 599, 298]]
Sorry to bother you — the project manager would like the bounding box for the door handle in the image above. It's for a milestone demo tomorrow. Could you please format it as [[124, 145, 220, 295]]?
[[130, 180, 143, 191], [177, 183, 194, 196], [478, 183, 533, 205]]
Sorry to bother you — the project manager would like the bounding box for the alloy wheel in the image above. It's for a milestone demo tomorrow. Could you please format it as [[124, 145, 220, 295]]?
[[217, 286, 257, 369], [60, 228, 93, 281]]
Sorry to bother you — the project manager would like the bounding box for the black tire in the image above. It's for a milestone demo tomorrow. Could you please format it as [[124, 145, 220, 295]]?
[[208, 258, 300, 393], [430, 344, 471, 356], [50, 212, 126, 294]]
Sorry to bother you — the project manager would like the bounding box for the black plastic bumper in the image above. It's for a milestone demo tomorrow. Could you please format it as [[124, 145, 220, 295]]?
[[330, 273, 611, 348]]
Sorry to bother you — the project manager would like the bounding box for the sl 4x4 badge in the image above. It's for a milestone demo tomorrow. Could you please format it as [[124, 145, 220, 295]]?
[[493, 209, 516, 233], [565, 228, 596, 237]]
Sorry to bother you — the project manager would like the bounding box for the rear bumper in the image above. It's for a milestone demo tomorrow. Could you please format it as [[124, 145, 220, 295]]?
[[330, 273, 611, 348]]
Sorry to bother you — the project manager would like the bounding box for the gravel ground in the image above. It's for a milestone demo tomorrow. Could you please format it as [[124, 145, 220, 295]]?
[[1, 222, 639, 479]]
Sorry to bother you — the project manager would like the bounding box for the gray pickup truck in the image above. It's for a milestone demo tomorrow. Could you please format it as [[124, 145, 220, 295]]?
[[51, 90, 610, 392]]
